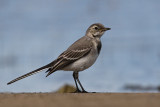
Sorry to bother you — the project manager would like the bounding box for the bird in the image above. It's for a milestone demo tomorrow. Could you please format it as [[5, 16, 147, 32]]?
[[7, 23, 111, 93]]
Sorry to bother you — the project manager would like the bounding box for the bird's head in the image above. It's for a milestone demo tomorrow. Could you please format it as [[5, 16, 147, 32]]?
[[86, 23, 111, 38]]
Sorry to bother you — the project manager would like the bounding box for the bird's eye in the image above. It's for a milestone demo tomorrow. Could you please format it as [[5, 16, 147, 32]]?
[[94, 27, 98, 30]]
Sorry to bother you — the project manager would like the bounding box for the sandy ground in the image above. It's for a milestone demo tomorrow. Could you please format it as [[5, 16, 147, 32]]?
[[0, 93, 160, 107]]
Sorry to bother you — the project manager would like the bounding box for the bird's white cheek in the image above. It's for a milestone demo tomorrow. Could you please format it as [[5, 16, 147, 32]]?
[[94, 32, 100, 36]]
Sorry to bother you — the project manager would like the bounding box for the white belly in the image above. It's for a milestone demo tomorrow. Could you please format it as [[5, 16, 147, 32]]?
[[63, 50, 99, 72]]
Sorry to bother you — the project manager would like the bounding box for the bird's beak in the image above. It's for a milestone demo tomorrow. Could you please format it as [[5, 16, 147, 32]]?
[[101, 27, 111, 32], [103, 27, 111, 31]]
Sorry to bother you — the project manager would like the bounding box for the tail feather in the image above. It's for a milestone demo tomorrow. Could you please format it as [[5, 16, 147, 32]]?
[[7, 60, 56, 85], [45, 68, 51, 73], [46, 58, 64, 77], [7, 69, 44, 85]]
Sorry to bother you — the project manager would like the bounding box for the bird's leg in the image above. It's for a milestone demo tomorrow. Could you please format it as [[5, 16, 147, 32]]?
[[74, 72, 88, 93], [73, 72, 81, 93], [77, 78, 88, 93]]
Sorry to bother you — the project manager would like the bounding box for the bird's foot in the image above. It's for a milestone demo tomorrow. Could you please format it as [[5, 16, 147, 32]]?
[[81, 90, 88, 93], [73, 89, 82, 93], [73, 89, 89, 93], [73, 90, 96, 93]]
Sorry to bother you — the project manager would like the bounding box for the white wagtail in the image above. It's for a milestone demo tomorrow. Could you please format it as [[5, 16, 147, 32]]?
[[7, 23, 111, 93]]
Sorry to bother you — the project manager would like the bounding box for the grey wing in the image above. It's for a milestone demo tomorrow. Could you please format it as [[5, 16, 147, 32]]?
[[46, 44, 92, 77]]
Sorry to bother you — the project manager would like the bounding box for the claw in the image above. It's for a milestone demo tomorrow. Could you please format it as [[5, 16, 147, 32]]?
[[73, 89, 82, 93], [81, 90, 88, 93]]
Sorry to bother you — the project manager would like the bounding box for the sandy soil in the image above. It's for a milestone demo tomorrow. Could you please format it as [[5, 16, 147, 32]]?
[[0, 93, 160, 107]]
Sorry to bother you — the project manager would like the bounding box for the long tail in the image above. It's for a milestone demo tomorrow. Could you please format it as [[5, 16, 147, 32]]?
[[7, 60, 56, 85]]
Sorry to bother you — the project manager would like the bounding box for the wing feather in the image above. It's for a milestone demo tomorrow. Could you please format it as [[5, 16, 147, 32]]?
[[46, 45, 92, 77]]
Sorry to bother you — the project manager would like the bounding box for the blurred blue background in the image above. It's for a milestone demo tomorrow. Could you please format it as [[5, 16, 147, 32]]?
[[0, 0, 160, 92]]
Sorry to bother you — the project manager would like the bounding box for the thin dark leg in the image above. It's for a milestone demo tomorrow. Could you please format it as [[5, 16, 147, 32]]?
[[73, 72, 88, 93], [73, 72, 81, 93], [77, 78, 88, 93]]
